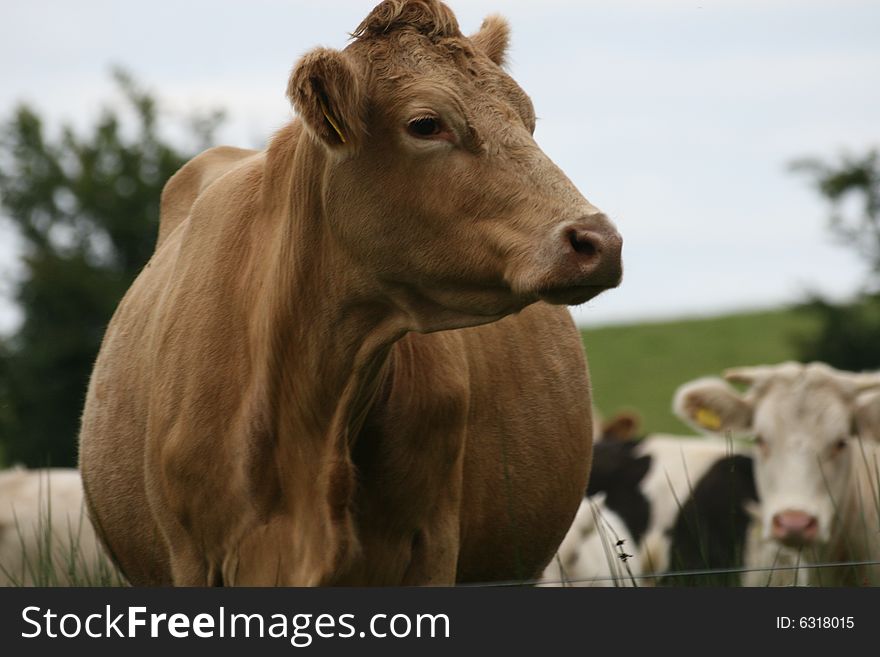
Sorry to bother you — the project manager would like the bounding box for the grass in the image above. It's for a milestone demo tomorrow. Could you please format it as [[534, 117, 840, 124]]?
[[1, 471, 126, 587], [1, 514, 127, 587], [581, 306, 820, 435]]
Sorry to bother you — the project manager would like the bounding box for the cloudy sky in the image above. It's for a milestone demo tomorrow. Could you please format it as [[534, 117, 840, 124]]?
[[1, 0, 878, 331]]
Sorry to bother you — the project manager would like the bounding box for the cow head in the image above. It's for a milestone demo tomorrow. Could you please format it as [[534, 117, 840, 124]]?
[[285, 0, 622, 331], [673, 363, 880, 549]]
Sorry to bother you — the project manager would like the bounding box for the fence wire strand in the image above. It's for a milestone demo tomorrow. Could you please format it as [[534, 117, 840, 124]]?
[[460, 558, 880, 587]]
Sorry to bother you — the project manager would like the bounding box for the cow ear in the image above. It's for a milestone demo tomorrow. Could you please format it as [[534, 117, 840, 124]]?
[[825, 368, 880, 399], [724, 361, 801, 387], [673, 377, 753, 435], [853, 389, 880, 441], [287, 48, 365, 149], [602, 411, 641, 443], [724, 366, 774, 386], [470, 14, 510, 66]]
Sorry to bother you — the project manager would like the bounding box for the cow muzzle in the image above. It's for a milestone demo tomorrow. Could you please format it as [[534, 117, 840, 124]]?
[[771, 510, 819, 548], [533, 216, 623, 305]]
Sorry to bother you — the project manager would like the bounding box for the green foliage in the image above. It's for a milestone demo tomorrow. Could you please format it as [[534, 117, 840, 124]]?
[[792, 150, 880, 286], [582, 308, 820, 435], [794, 292, 880, 372], [0, 70, 222, 467], [791, 149, 880, 369]]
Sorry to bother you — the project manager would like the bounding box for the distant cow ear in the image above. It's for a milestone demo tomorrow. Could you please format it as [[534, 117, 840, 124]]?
[[853, 389, 880, 441], [287, 48, 365, 149], [470, 14, 510, 66], [602, 411, 641, 442], [673, 377, 753, 435]]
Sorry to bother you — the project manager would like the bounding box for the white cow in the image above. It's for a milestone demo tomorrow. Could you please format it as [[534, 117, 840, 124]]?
[[674, 362, 880, 586], [0, 467, 115, 586], [540, 493, 641, 587]]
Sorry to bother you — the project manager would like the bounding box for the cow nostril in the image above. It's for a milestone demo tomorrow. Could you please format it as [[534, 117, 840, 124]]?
[[772, 511, 819, 545], [568, 229, 598, 257]]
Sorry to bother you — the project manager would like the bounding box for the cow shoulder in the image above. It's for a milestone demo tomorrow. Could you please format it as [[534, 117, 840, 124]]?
[[157, 146, 258, 250]]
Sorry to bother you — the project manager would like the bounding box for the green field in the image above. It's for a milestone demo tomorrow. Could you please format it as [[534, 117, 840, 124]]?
[[581, 307, 821, 436]]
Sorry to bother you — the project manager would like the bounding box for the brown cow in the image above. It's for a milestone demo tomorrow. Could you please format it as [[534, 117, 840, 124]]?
[[78, 0, 622, 586]]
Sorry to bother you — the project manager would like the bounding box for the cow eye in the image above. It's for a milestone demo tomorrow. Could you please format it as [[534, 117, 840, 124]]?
[[407, 116, 443, 138], [834, 438, 848, 452], [753, 435, 765, 446]]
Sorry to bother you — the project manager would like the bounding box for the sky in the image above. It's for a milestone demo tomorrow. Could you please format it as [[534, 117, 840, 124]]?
[[1, 0, 878, 331]]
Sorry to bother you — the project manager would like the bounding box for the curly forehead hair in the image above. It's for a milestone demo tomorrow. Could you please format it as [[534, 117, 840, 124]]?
[[352, 0, 461, 41]]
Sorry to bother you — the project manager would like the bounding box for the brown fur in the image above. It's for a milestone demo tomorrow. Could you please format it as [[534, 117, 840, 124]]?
[[287, 48, 366, 149], [157, 146, 259, 249], [470, 14, 510, 67], [79, 0, 621, 586], [352, 0, 461, 41]]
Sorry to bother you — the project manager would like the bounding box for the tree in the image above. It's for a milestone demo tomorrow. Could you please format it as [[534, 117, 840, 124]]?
[[792, 150, 880, 370], [792, 150, 880, 286], [0, 70, 222, 467]]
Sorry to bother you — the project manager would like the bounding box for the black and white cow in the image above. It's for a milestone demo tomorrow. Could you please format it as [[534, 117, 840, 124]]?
[[675, 362, 880, 586], [540, 492, 642, 587], [543, 418, 803, 586]]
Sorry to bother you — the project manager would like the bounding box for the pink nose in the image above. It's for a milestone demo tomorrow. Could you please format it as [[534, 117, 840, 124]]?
[[772, 510, 819, 547]]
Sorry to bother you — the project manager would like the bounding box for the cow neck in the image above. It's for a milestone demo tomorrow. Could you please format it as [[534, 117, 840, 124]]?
[[255, 125, 408, 538]]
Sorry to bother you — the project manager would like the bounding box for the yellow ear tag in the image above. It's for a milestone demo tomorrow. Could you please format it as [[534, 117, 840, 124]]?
[[695, 408, 722, 431], [318, 97, 346, 144]]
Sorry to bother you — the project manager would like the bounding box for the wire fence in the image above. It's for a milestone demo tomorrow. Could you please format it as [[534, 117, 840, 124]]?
[[462, 558, 880, 587]]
